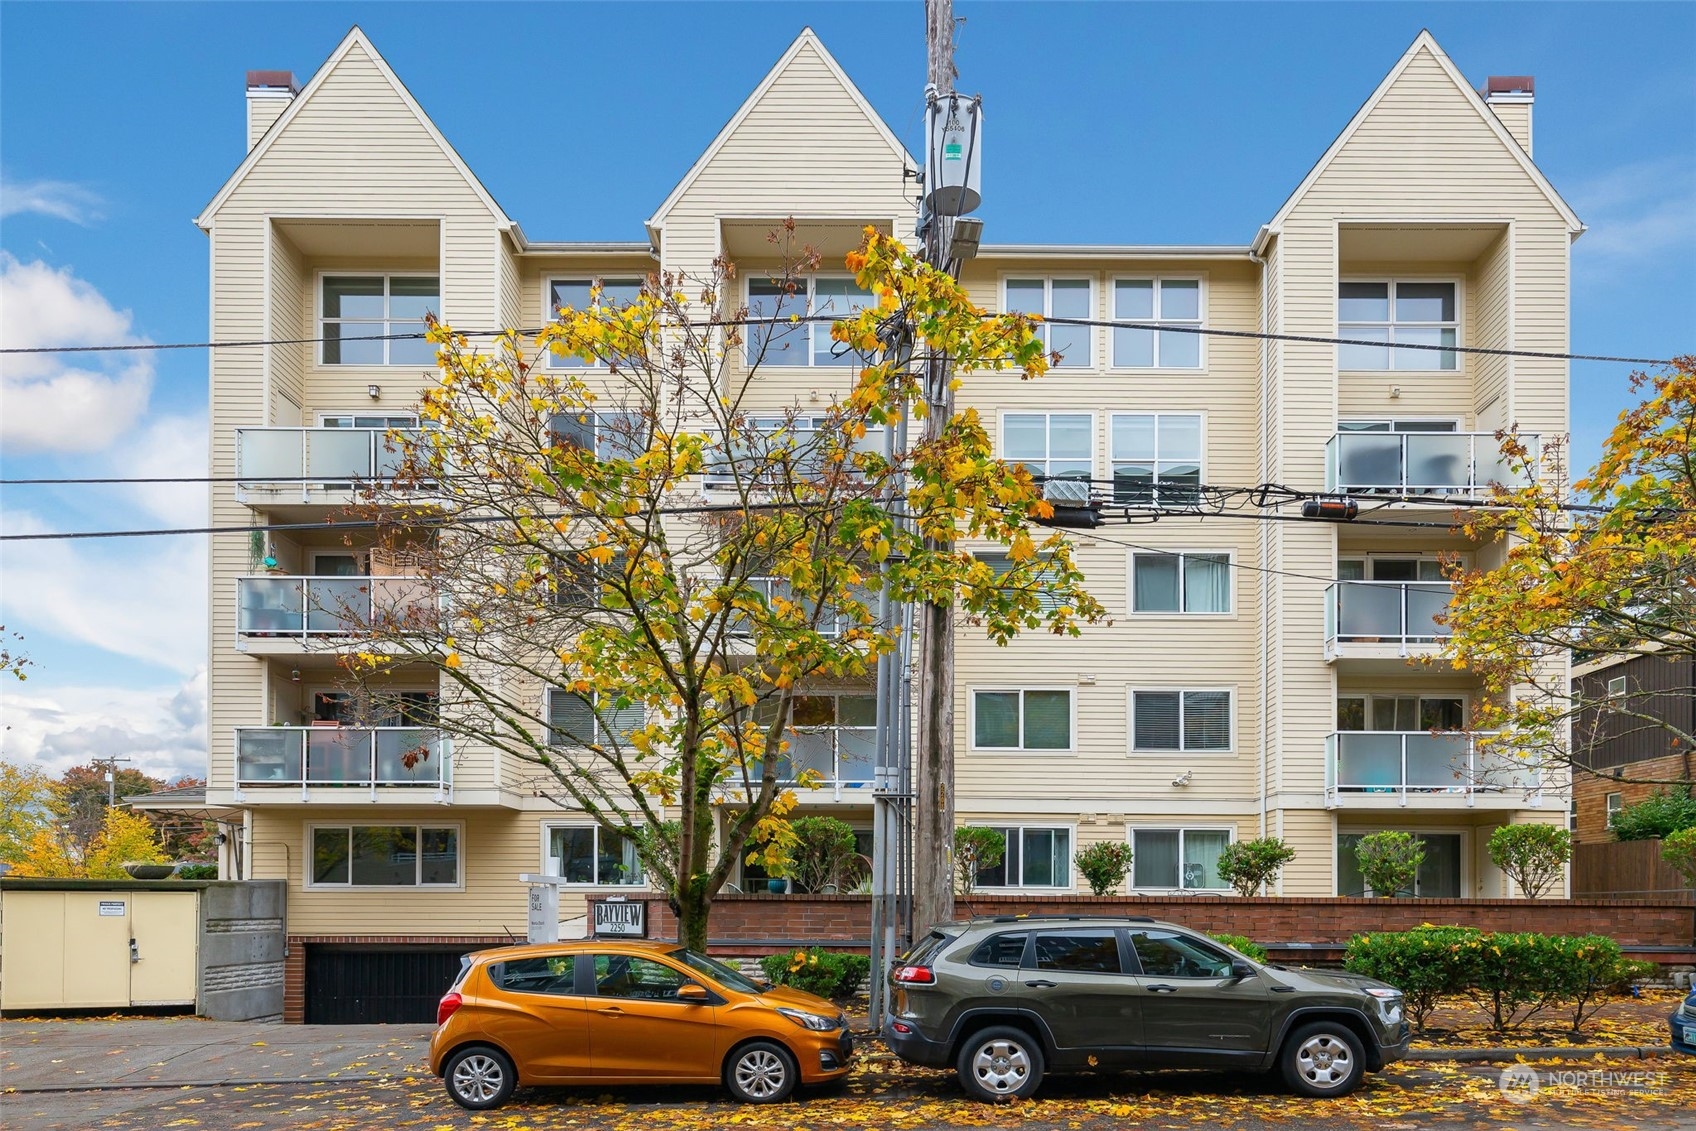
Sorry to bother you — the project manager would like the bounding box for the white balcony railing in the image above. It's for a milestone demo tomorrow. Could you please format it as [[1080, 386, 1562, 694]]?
[[1324, 581, 1453, 655], [1325, 431, 1538, 496], [778, 725, 875, 790], [234, 726, 450, 789], [236, 575, 433, 646], [235, 427, 432, 501], [1324, 731, 1540, 807]]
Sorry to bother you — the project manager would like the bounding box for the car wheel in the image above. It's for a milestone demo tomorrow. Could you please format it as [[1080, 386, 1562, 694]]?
[[956, 1025, 1045, 1102], [725, 1040, 797, 1104], [1279, 1021, 1366, 1097], [443, 1044, 516, 1110]]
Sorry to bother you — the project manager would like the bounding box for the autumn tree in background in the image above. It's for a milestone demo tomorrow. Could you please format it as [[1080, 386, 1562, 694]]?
[[360, 229, 1105, 948], [10, 805, 169, 879], [0, 759, 55, 866], [1444, 357, 1696, 785], [56, 763, 164, 863]]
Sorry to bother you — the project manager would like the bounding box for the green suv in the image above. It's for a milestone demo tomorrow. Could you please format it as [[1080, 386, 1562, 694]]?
[[885, 916, 1407, 1101]]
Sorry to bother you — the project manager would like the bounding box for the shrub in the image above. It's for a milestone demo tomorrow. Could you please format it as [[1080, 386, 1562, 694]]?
[[1487, 824, 1571, 898], [758, 948, 870, 1001], [1354, 831, 1425, 897], [1344, 925, 1484, 1033], [1216, 837, 1296, 897], [1540, 934, 1655, 1037], [786, 816, 858, 893], [175, 863, 218, 880], [1209, 933, 1268, 963], [1611, 788, 1696, 841], [953, 827, 1006, 894], [1074, 842, 1134, 896], [1662, 826, 1696, 887]]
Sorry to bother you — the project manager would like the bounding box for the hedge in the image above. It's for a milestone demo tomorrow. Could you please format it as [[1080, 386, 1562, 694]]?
[[758, 947, 870, 1001]]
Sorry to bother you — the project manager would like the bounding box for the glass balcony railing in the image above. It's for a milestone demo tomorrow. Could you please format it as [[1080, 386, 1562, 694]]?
[[235, 427, 432, 499], [234, 726, 450, 786], [1325, 432, 1538, 496], [1324, 581, 1453, 650], [236, 576, 434, 642], [777, 726, 875, 788], [1325, 731, 1539, 805]]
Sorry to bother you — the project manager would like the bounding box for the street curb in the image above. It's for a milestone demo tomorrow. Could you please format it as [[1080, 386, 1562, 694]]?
[[3, 1076, 411, 1095], [1404, 1044, 1675, 1062]]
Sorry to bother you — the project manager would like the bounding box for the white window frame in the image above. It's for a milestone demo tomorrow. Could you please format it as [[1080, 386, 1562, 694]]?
[[1604, 792, 1623, 827], [1001, 275, 1095, 368], [1128, 550, 1234, 616], [316, 271, 441, 367], [1605, 675, 1628, 701], [1337, 418, 1462, 433], [1337, 277, 1463, 373], [317, 412, 421, 429], [304, 821, 464, 890], [999, 410, 1096, 481], [1336, 554, 1456, 581], [743, 274, 872, 368], [545, 687, 645, 748], [969, 686, 1076, 754], [540, 821, 648, 888], [1335, 826, 1470, 897], [543, 277, 647, 369], [969, 823, 1077, 891], [1126, 826, 1236, 892], [976, 550, 1066, 613], [1109, 276, 1205, 370], [1108, 411, 1204, 507], [1128, 687, 1235, 754]]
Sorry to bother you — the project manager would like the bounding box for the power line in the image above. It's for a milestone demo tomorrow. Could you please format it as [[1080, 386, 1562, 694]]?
[[1078, 527, 1352, 590], [0, 313, 1675, 367]]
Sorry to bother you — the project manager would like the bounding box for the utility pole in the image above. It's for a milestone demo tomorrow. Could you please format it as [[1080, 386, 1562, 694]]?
[[94, 755, 133, 808]]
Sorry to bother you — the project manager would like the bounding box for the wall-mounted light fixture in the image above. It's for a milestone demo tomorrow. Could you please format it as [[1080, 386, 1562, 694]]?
[[367, 384, 382, 400], [290, 669, 301, 683]]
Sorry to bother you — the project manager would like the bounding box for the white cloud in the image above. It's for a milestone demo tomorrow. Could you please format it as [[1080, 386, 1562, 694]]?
[[0, 510, 206, 675], [1569, 156, 1696, 268], [0, 176, 105, 225], [108, 411, 211, 527], [0, 252, 154, 454], [0, 668, 207, 784]]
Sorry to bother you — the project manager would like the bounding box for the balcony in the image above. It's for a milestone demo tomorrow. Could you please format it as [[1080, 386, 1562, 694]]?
[[1325, 731, 1541, 809], [777, 725, 875, 796], [234, 726, 451, 792], [235, 575, 433, 654], [1324, 581, 1452, 664], [234, 427, 433, 505], [1325, 431, 1538, 497]]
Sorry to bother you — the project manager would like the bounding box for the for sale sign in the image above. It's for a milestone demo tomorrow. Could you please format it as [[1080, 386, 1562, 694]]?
[[593, 899, 646, 938]]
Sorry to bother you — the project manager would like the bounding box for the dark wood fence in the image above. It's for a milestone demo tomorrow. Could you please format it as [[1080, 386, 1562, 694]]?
[[1573, 838, 1695, 901]]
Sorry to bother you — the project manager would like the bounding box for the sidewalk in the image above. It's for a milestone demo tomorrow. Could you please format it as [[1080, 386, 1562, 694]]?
[[1, 1017, 432, 1091]]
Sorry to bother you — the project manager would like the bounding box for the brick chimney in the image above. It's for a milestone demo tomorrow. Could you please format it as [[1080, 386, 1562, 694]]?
[[1483, 75, 1534, 156], [246, 70, 299, 151]]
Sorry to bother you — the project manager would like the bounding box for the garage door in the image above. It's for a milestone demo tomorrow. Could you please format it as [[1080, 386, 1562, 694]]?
[[304, 945, 468, 1024]]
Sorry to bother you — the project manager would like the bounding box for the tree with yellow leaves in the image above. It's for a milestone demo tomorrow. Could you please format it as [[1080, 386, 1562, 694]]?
[[357, 229, 1105, 948], [10, 805, 169, 879], [1443, 357, 1695, 786]]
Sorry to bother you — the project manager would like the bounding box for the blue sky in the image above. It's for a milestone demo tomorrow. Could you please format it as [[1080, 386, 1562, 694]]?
[[1, 1, 1692, 780]]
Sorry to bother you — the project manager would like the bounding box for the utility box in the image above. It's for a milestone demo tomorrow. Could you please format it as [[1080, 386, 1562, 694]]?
[[923, 90, 983, 217], [1, 888, 199, 1011]]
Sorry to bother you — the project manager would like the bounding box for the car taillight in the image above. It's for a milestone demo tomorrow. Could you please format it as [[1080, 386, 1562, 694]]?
[[892, 965, 935, 985], [436, 991, 463, 1025]]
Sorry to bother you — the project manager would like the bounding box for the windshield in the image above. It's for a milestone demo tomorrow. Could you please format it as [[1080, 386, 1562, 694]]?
[[672, 948, 763, 994]]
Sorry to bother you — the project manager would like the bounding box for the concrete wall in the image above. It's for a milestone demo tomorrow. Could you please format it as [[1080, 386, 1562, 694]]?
[[199, 880, 286, 1021]]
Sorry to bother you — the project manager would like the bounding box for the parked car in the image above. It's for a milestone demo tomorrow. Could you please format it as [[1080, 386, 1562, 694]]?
[[429, 940, 853, 1109], [885, 915, 1408, 1101], [1672, 984, 1696, 1056]]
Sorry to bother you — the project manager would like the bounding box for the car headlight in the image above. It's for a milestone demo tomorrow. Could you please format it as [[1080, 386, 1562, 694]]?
[[1679, 998, 1695, 1020], [1365, 986, 1404, 1024], [776, 1007, 839, 1032]]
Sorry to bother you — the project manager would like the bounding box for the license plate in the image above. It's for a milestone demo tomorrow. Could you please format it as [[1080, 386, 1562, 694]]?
[[1684, 1024, 1695, 1045]]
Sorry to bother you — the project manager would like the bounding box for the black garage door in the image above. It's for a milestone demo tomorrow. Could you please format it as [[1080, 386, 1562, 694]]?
[[305, 945, 469, 1024]]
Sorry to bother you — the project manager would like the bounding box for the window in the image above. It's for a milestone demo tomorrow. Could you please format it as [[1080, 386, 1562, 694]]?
[[553, 548, 627, 609], [977, 552, 1065, 612], [1605, 793, 1623, 827], [745, 276, 873, 367], [1112, 278, 1202, 368], [1128, 929, 1234, 977], [321, 275, 439, 366], [972, 688, 1072, 751], [1110, 413, 1202, 506], [1338, 281, 1458, 370], [1130, 828, 1232, 890], [1338, 831, 1462, 897], [969, 932, 1029, 968], [1336, 557, 1446, 582], [320, 413, 421, 429], [546, 278, 644, 368], [1033, 930, 1122, 974], [1131, 552, 1231, 613], [784, 693, 877, 784], [1005, 278, 1091, 367], [973, 826, 1071, 888], [1606, 675, 1628, 701], [1131, 690, 1232, 752], [592, 954, 692, 1002], [546, 824, 644, 886], [310, 824, 458, 887], [1335, 695, 1464, 732], [1338, 419, 1459, 433], [546, 688, 645, 747], [707, 414, 886, 486], [546, 410, 647, 461], [1002, 413, 1092, 481], [491, 955, 576, 995]]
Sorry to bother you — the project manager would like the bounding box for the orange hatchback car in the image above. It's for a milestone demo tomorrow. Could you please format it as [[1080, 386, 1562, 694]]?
[[428, 940, 854, 1109]]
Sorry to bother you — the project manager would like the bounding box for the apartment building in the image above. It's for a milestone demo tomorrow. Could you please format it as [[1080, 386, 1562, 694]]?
[[200, 26, 1576, 1020]]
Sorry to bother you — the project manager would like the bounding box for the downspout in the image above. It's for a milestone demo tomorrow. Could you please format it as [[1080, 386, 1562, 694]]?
[[1249, 242, 1271, 845]]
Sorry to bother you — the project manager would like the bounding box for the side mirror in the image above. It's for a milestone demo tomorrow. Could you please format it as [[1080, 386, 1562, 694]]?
[[1230, 960, 1256, 980], [676, 982, 710, 1003]]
